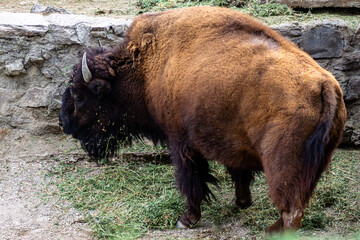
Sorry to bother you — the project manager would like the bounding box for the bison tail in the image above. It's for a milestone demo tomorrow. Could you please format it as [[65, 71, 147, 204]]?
[[303, 81, 338, 193]]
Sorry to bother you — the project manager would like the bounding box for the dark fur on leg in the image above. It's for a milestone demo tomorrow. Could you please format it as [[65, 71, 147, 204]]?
[[228, 168, 254, 209], [172, 143, 218, 228]]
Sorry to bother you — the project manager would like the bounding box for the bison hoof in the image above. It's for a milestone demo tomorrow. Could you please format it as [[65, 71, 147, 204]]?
[[176, 212, 200, 229], [236, 199, 253, 209], [176, 219, 190, 229], [265, 218, 283, 233]]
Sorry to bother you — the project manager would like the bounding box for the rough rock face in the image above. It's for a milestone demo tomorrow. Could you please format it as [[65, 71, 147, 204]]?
[[0, 13, 131, 135], [261, 0, 360, 8], [0, 13, 359, 146], [30, 4, 72, 15]]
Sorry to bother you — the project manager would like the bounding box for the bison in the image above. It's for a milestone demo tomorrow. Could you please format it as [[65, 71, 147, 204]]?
[[59, 6, 347, 232]]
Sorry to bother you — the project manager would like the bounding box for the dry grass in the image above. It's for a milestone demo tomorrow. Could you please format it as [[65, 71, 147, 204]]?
[[0, 128, 11, 140], [48, 146, 360, 239]]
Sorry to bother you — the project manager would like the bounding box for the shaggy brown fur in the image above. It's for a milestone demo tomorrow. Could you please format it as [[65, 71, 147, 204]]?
[[60, 6, 346, 232]]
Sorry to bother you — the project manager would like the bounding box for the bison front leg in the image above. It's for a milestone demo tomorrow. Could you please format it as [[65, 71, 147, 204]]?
[[171, 145, 217, 229], [227, 168, 254, 209]]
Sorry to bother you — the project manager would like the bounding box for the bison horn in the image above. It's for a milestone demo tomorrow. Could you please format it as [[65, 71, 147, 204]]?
[[82, 52, 92, 83], [97, 38, 103, 48]]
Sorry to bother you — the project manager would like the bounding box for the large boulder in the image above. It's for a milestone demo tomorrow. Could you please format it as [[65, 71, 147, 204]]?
[[298, 25, 343, 59], [30, 4, 72, 15]]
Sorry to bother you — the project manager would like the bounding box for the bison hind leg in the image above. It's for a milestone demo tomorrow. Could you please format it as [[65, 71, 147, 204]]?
[[266, 208, 304, 233], [263, 155, 307, 233], [227, 168, 254, 209]]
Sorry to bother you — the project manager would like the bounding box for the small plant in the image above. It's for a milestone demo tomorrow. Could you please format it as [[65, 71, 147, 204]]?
[[135, 0, 293, 16], [244, 0, 293, 17], [136, 0, 160, 9]]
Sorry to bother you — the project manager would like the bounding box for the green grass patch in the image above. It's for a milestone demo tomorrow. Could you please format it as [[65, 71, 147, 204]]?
[[135, 0, 295, 15], [49, 159, 183, 238], [133, 0, 360, 30], [244, 0, 294, 17], [48, 147, 360, 239]]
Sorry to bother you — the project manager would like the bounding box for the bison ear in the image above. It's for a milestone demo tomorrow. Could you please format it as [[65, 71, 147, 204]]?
[[89, 79, 111, 96], [141, 33, 156, 53]]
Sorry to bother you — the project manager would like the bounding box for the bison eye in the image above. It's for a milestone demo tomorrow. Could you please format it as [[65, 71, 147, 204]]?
[[70, 88, 84, 102], [73, 94, 84, 102]]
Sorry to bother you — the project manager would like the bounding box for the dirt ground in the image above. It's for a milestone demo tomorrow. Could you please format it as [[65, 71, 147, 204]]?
[[0, 0, 136, 18], [0, 130, 95, 239]]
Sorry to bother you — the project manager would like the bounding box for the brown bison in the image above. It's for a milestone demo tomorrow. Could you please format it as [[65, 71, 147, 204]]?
[[59, 6, 347, 232]]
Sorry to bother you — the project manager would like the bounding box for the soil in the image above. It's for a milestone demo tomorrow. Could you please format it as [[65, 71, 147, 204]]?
[[0, 130, 94, 239], [0, 0, 137, 19]]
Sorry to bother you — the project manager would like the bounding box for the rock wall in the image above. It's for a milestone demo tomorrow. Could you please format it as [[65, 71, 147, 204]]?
[[0, 13, 131, 135], [0, 13, 359, 145]]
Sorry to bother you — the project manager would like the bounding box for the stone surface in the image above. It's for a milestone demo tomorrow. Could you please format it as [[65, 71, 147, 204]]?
[[338, 50, 360, 71], [30, 3, 47, 13], [5, 60, 26, 76], [353, 24, 360, 46], [30, 4, 72, 15], [299, 25, 343, 59], [345, 77, 360, 101], [19, 86, 54, 108], [24, 47, 45, 67], [0, 12, 131, 133], [262, 0, 360, 8], [0, 13, 360, 146]]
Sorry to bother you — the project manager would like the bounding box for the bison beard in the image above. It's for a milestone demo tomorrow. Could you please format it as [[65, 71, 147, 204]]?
[[59, 7, 347, 233]]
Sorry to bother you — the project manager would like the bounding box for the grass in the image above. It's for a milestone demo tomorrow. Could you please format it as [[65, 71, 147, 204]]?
[[48, 156, 183, 238], [47, 144, 360, 239], [134, 0, 360, 30], [135, 0, 295, 15], [299, 149, 360, 237]]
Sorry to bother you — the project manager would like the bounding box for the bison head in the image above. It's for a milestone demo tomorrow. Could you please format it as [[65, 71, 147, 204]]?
[[59, 48, 130, 160]]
